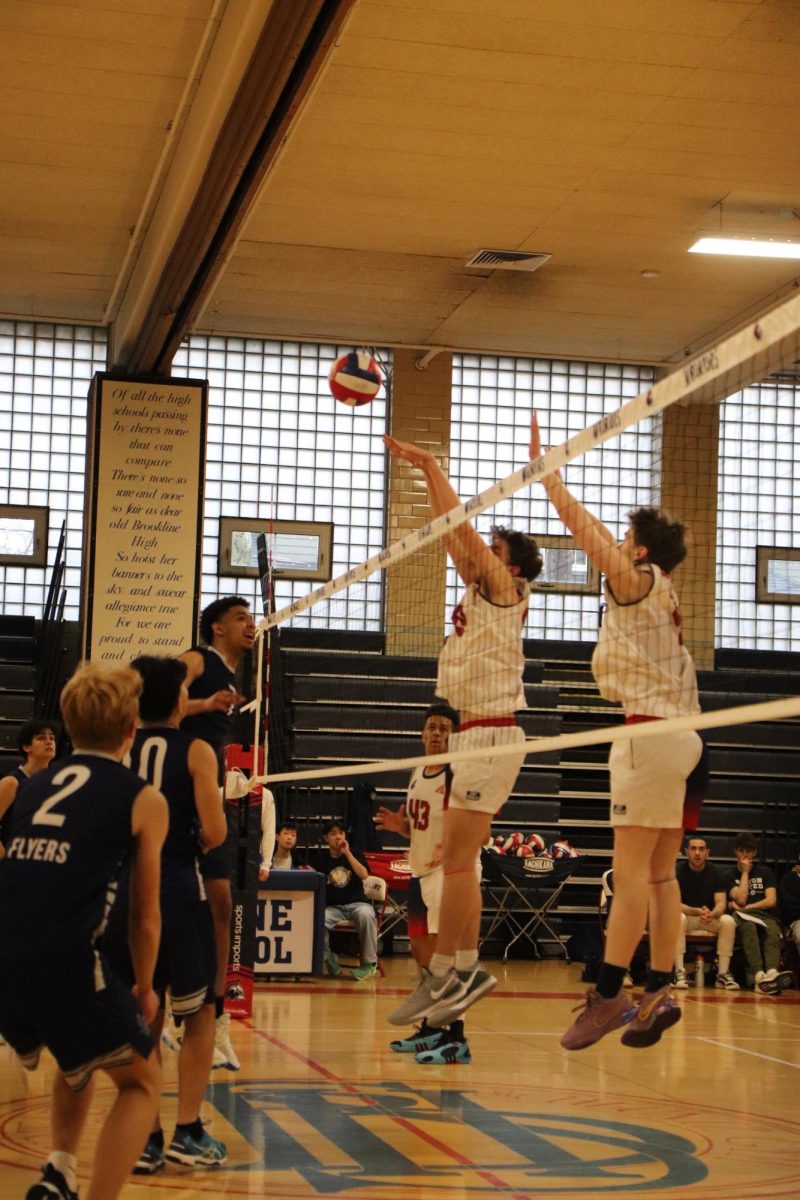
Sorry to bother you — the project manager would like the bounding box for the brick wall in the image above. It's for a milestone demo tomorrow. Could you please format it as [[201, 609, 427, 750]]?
[[384, 349, 453, 657], [658, 401, 720, 669]]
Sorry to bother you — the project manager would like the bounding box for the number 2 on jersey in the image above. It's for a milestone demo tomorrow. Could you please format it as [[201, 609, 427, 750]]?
[[31, 764, 92, 828]]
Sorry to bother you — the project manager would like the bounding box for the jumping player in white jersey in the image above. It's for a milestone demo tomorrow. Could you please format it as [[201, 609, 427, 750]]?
[[0, 664, 168, 1200], [377, 704, 475, 1063], [383, 435, 542, 1026], [530, 413, 702, 1050]]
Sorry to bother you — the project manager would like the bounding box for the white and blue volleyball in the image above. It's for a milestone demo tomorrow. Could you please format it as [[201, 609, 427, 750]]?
[[329, 350, 382, 407]]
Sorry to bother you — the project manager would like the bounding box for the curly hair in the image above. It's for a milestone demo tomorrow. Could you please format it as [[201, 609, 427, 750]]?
[[199, 595, 250, 644], [628, 507, 687, 574], [490, 526, 543, 582]]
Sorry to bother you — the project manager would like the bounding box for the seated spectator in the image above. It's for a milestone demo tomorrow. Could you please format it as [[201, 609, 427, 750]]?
[[310, 821, 378, 982], [673, 834, 738, 990], [259, 822, 304, 880], [727, 832, 793, 995], [0, 719, 58, 854], [778, 853, 800, 958]]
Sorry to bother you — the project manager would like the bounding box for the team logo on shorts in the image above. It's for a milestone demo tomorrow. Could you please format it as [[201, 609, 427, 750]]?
[[613, 803, 627, 815], [466, 790, 482, 801]]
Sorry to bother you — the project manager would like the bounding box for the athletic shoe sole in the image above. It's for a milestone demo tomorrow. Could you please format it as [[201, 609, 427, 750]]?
[[166, 1146, 228, 1167], [415, 1039, 472, 1065], [621, 1002, 682, 1048], [774, 970, 794, 992]]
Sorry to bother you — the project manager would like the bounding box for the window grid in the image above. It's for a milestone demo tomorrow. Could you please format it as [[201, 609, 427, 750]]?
[[0, 320, 107, 619], [717, 380, 800, 650], [450, 355, 657, 640], [172, 337, 389, 630]]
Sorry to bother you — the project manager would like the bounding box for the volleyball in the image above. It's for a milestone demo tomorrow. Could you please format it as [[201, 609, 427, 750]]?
[[328, 350, 382, 406], [502, 831, 524, 853], [516, 843, 534, 857], [524, 833, 546, 852], [550, 839, 578, 859]]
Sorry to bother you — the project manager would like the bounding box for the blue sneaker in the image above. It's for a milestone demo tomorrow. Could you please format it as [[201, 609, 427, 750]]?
[[166, 1127, 228, 1167], [133, 1135, 166, 1174], [389, 1022, 441, 1053], [415, 1036, 471, 1065], [352, 961, 377, 982]]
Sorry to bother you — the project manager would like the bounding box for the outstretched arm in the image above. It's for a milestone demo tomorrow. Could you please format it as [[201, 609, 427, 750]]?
[[530, 415, 648, 603], [383, 436, 517, 601]]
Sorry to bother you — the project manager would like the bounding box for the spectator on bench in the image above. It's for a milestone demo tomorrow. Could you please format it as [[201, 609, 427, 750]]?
[[727, 832, 793, 995], [673, 834, 738, 990], [778, 851, 800, 959]]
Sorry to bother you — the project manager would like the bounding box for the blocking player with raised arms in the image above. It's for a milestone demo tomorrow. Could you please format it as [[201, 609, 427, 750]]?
[[376, 703, 475, 1064], [0, 664, 167, 1200], [530, 413, 702, 1050], [180, 595, 256, 1071], [104, 655, 228, 1171], [383, 435, 542, 1027]]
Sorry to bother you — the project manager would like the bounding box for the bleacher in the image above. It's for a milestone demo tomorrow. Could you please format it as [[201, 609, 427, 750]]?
[[0, 615, 37, 775], [271, 628, 800, 958]]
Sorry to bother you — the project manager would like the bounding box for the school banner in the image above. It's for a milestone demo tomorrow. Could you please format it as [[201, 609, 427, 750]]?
[[83, 373, 207, 660]]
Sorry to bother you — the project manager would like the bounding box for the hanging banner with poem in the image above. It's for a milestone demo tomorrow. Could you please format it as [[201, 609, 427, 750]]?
[[83, 373, 207, 661]]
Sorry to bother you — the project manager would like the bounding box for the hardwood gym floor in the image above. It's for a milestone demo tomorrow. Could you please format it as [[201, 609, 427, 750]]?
[[2, 958, 799, 1199]]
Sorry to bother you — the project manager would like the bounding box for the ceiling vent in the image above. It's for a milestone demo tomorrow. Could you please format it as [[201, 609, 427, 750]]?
[[464, 248, 551, 272]]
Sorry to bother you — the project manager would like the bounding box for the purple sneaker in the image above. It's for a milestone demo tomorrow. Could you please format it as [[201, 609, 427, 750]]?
[[560, 988, 632, 1050], [621, 986, 682, 1048]]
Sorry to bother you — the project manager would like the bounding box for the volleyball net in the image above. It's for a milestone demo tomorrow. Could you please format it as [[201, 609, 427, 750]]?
[[245, 291, 800, 797]]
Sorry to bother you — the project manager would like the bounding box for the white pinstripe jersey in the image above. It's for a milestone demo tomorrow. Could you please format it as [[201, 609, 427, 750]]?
[[592, 563, 700, 718], [437, 580, 530, 715]]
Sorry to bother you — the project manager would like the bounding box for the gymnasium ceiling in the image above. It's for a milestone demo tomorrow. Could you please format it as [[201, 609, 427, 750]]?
[[3, 0, 800, 375]]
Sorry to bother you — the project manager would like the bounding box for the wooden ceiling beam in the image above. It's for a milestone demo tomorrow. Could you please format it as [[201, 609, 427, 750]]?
[[112, 0, 357, 376]]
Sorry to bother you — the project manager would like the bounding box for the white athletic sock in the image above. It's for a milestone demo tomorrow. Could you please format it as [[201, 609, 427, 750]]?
[[455, 950, 479, 972], [428, 953, 455, 978], [718, 956, 731, 974], [49, 1151, 78, 1192]]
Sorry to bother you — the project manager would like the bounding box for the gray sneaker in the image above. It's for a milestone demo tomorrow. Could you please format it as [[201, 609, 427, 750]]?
[[427, 966, 498, 1027], [387, 968, 462, 1027]]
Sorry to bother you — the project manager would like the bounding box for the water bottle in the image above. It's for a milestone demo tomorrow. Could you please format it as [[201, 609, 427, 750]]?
[[695, 953, 705, 988]]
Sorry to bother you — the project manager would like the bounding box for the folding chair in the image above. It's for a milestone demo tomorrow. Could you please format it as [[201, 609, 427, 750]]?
[[480, 849, 574, 961], [365, 850, 412, 944]]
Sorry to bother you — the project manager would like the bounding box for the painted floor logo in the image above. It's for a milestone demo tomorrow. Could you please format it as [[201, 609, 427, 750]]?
[[215, 1079, 709, 1193]]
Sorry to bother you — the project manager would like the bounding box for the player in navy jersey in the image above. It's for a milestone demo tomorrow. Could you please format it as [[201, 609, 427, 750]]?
[[0, 718, 58, 853], [180, 595, 256, 1070], [0, 663, 167, 1200], [105, 655, 228, 1171]]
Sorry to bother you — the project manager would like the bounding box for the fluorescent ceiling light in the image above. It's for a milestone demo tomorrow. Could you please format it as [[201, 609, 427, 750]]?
[[689, 235, 800, 260]]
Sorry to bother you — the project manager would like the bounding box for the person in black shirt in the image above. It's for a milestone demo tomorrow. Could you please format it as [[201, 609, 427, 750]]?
[[0, 664, 167, 1200], [673, 835, 738, 991], [0, 718, 58, 853], [311, 821, 378, 982], [180, 595, 256, 1071], [727, 831, 792, 995], [105, 655, 227, 1172]]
